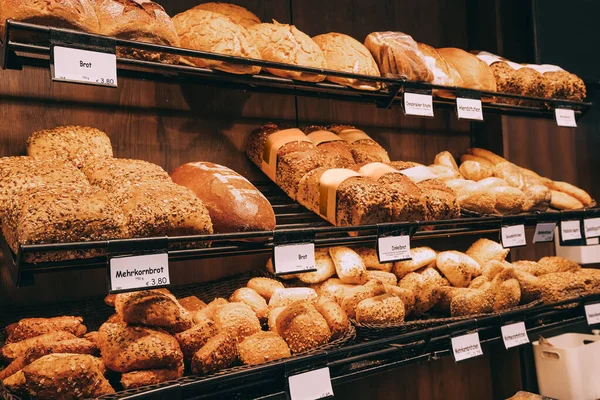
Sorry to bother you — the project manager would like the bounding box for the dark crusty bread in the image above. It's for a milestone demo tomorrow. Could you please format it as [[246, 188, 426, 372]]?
[[296, 167, 393, 226], [27, 126, 113, 169], [93, 0, 180, 63], [0, 0, 100, 38], [329, 125, 390, 164], [304, 126, 355, 168], [170, 162, 275, 233]]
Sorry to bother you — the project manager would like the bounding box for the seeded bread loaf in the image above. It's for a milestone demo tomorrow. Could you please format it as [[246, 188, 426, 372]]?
[[304, 126, 355, 168], [173, 9, 261, 74], [93, 0, 180, 64], [190, 2, 260, 28], [0, 0, 99, 39], [27, 126, 113, 169], [329, 125, 390, 163]]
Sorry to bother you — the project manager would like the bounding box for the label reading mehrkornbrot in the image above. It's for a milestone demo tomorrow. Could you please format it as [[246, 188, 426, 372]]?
[[110, 253, 169, 292]]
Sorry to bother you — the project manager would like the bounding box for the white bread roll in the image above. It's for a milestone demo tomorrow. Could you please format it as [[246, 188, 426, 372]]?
[[353, 247, 392, 272], [329, 246, 368, 284], [466, 239, 509, 267], [246, 277, 284, 302], [316, 278, 360, 305], [459, 160, 493, 181], [392, 247, 437, 279], [268, 288, 318, 309], [229, 288, 268, 321], [436, 251, 480, 287], [341, 280, 386, 319]]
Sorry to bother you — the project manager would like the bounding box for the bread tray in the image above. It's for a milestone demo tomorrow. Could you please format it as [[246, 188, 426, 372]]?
[[351, 300, 543, 340]]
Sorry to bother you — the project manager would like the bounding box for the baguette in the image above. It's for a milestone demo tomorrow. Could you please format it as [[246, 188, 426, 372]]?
[[550, 190, 584, 210], [545, 181, 593, 206], [467, 148, 507, 165]]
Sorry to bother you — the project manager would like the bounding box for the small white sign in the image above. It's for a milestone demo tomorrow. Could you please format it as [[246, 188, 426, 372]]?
[[456, 98, 484, 120], [273, 243, 316, 275], [533, 222, 557, 243], [501, 225, 527, 248], [561, 220, 582, 241], [404, 92, 434, 117], [378, 235, 411, 263], [109, 253, 169, 292], [584, 217, 600, 239], [555, 108, 577, 128], [585, 303, 600, 326], [288, 367, 334, 400], [451, 332, 483, 362], [53, 46, 117, 87], [501, 322, 530, 349]]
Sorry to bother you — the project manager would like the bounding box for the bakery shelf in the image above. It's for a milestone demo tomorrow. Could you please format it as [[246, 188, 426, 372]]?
[[0, 21, 592, 120], [4, 178, 600, 286]]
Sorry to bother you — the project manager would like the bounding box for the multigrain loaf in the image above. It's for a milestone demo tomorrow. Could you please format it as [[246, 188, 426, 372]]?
[[356, 294, 405, 324], [364, 31, 433, 82], [173, 8, 261, 74], [525, 64, 586, 102], [0, 0, 100, 39], [312, 32, 381, 90], [191, 2, 260, 28], [247, 22, 327, 82], [174, 319, 218, 361], [93, 0, 180, 63], [329, 125, 390, 163], [27, 126, 113, 169], [296, 167, 393, 226], [304, 126, 355, 168], [191, 332, 237, 374], [237, 332, 291, 365], [213, 303, 262, 342], [5, 317, 86, 344], [341, 279, 386, 319]]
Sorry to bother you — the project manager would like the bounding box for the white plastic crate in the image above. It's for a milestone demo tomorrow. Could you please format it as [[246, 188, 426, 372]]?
[[533, 333, 600, 400]]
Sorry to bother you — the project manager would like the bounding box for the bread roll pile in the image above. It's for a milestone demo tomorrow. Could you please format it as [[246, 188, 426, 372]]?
[[426, 148, 593, 214], [246, 123, 459, 226], [269, 240, 600, 323]]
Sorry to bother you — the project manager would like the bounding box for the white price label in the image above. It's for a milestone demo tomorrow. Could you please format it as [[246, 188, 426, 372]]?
[[456, 98, 483, 120], [501, 322, 530, 349], [288, 367, 334, 400], [587, 237, 599, 246], [53, 46, 117, 87], [533, 223, 557, 243], [584, 217, 600, 239], [501, 225, 527, 248], [377, 235, 411, 263], [555, 108, 577, 128], [585, 303, 600, 326], [451, 332, 483, 362], [561, 220, 582, 241], [273, 243, 316, 275], [109, 253, 169, 292], [404, 92, 434, 117]]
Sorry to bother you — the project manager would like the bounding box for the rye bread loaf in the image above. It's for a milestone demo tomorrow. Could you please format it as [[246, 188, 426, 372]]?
[[304, 126, 355, 168], [93, 0, 180, 64], [296, 167, 393, 226], [329, 125, 390, 164], [170, 161, 276, 233]]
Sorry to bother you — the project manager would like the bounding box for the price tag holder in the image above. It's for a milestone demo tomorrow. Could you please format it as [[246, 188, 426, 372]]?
[[584, 217, 600, 239], [560, 220, 583, 242], [451, 331, 483, 362], [456, 97, 483, 120], [533, 222, 557, 243], [501, 224, 527, 248], [273, 229, 317, 276], [555, 108, 577, 128], [403, 91, 434, 117], [287, 367, 334, 400], [585, 303, 600, 326], [501, 322, 530, 349], [376, 223, 418, 263], [50, 28, 117, 87]]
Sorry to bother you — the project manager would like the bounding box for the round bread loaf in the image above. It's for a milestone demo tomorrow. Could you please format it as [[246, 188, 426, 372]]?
[[237, 332, 291, 365], [191, 332, 237, 374], [172, 9, 261, 74], [356, 294, 405, 324], [193, 298, 228, 324], [466, 238, 509, 267], [268, 288, 318, 309], [247, 277, 284, 301], [418, 43, 464, 98], [191, 2, 260, 28], [277, 301, 331, 353], [312, 32, 381, 90], [313, 296, 349, 340], [296, 248, 336, 284], [229, 287, 268, 321], [437, 48, 497, 93], [93, 0, 180, 63], [0, 0, 99, 38], [247, 22, 327, 82], [493, 278, 521, 312], [213, 303, 261, 342]]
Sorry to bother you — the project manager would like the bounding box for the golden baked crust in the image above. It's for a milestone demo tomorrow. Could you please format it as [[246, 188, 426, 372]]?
[[545, 180, 593, 206], [276, 301, 331, 353], [267, 306, 286, 335], [247, 22, 327, 82], [466, 238, 509, 267], [537, 256, 581, 274], [329, 125, 390, 164], [1, 331, 77, 362], [94, 0, 180, 63], [230, 287, 268, 321], [353, 247, 392, 272], [493, 278, 521, 311], [313, 296, 350, 340], [398, 268, 446, 315], [550, 190, 584, 210], [6, 317, 86, 344], [384, 285, 416, 316], [193, 298, 228, 324], [191, 2, 260, 28], [356, 293, 405, 324], [537, 272, 588, 304], [459, 160, 493, 181], [366, 271, 397, 285], [437, 48, 496, 92], [392, 247, 437, 279], [304, 126, 355, 168], [296, 248, 336, 284], [436, 251, 479, 287], [173, 9, 261, 74], [27, 126, 113, 169], [450, 288, 494, 316], [191, 332, 237, 374], [174, 319, 218, 361], [237, 331, 291, 365], [0, 0, 99, 38], [121, 363, 184, 389], [539, 69, 586, 102], [213, 303, 262, 342], [178, 295, 207, 312], [312, 33, 381, 90], [268, 288, 318, 308], [341, 279, 386, 319], [329, 246, 368, 284], [246, 277, 284, 301], [418, 43, 463, 98]]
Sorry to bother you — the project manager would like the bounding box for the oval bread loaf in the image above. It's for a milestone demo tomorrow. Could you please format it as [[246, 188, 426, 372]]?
[[296, 248, 336, 284], [436, 251, 478, 287], [341, 280, 386, 319], [356, 294, 405, 324], [246, 277, 285, 301], [229, 287, 269, 322], [268, 288, 318, 309], [466, 238, 509, 267], [276, 301, 331, 353], [329, 246, 368, 284], [313, 296, 350, 340], [237, 332, 291, 365], [392, 247, 437, 279]]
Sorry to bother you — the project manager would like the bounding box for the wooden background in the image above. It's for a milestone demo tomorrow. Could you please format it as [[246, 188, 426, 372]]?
[[0, 0, 597, 398]]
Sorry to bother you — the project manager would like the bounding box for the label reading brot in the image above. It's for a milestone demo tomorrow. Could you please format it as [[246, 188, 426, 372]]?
[[109, 253, 170, 292], [273, 243, 316, 275], [404, 92, 434, 117], [53, 46, 117, 87], [456, 98, 484, 120], [451, 332, 483, 362], [533, 223, 557, 243], [501, 225, 527, 248]]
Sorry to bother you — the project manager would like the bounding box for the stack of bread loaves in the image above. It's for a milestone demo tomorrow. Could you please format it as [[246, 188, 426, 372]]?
[[246, 123, 459, 226], [424, 148, 593, 214], [268, 240, 600, 323]]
